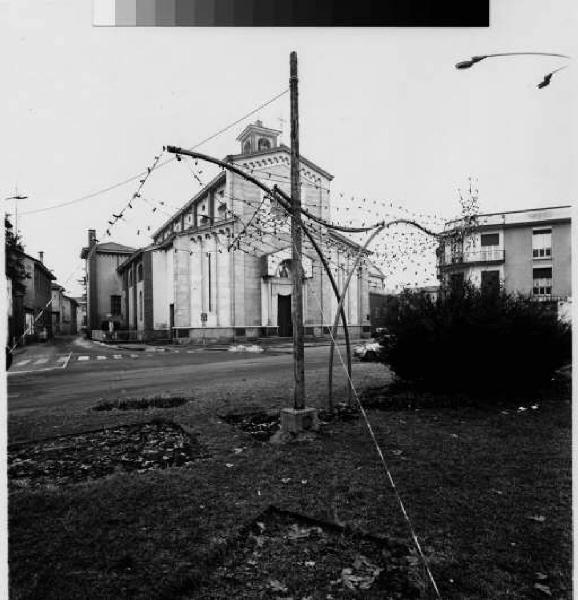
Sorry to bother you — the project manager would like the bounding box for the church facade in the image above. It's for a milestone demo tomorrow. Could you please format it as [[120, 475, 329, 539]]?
[[116, 121, 383, 343]]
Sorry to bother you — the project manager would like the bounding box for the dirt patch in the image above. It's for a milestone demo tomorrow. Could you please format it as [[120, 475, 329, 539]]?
[[186, 506, 424, 599], [221, 405, 360, 442], [93, 396, 190, 411], [220, 411, 280, 442], [8, 420, 209, 489]]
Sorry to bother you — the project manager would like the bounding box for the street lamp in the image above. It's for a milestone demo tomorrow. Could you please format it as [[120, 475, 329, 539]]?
[[455, 51, 572, 88]]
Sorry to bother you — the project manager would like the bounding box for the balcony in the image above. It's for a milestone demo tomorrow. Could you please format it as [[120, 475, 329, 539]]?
[[439, 248, 505, 269]]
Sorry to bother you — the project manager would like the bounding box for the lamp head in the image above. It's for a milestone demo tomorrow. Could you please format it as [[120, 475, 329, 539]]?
[[455, 56, 486, 70]]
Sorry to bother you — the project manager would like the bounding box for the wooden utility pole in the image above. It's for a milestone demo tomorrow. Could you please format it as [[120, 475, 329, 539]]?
[[290, 51, 305, 410]]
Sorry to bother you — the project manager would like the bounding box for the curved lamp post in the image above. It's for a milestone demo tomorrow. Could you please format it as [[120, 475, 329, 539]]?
[[455, 51, 572, 89]]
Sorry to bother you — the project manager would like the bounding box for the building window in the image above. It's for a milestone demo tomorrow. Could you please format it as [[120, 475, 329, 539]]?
[[532, 228, 552, 259], [533, 267, 552, 296], [110, 295, 121, 315], [243, 140, 251, 154], [138, 290, 143, 320], [258, 138, 271, 151], [449, 272, 465, 293], [278, 260, 291, 278], [207, 252, 212, 312], [480, 233, 499, 247], [481, 270, 500, 295], [137, 263, 143, 282], [128, 270, 133, 286]]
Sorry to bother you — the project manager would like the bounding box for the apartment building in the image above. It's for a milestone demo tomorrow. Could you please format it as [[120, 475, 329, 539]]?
[[437, 205, 571, 307]]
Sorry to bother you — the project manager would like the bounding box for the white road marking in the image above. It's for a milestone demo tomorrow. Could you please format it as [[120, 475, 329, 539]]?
[[9, 352, 72, 376], [56, 355, 68, 362], [77, 356, 90, 361], [34, 358, 48, 365], [61, 352, 72, 369], [130, 354, 139, 358], [96, 355, 107, 360], [14, 360, 31, 366], [113, 355, 122, 359]]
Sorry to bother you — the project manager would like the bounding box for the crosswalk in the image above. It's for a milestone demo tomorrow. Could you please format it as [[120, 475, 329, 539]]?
[[9, 353, 145, 375], [72, 354, 140, 362]]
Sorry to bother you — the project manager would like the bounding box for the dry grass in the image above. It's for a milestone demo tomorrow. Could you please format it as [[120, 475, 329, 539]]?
[[8, 364, 571, 600]]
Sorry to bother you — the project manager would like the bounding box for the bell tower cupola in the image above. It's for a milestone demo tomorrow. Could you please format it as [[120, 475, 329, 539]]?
[[236, 120, 281, 156]]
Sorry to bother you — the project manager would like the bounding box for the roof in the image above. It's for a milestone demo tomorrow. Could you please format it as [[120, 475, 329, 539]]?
[[225, 144, 334, 182], [80, 241, 136, 259], [63, 294, 79, 306], [444, 204, 571, 231], [327, 229, 366, 252], [151, 171, 227, 239], [236, 122, 282, 141], [18, 250, 56, 281]]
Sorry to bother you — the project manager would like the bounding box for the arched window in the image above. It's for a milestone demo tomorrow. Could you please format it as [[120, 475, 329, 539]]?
[[243, 140, 252, 154], [137, 263, 143, 282], [258, 138, 271, 151], [139, 291, 143, 320], [278, 259, 291, 278]]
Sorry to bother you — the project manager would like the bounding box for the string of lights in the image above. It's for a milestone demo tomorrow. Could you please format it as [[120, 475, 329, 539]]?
[[20, 88, 290, 216]]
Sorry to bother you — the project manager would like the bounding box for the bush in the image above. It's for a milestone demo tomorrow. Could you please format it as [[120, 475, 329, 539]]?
[[376, 286, 571, 392]]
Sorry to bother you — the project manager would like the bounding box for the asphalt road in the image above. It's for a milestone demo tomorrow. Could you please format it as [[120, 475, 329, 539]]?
[[7, 338, 345, 414]]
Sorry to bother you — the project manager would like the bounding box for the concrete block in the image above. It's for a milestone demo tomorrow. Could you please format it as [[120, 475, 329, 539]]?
[[279, 407, 320, 434]]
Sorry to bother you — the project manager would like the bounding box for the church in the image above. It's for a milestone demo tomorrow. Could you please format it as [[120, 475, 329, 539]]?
[[115, 121, 384, 343]]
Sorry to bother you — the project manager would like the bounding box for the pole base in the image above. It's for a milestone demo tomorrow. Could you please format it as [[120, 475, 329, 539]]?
[[279, 407, 320, 434]]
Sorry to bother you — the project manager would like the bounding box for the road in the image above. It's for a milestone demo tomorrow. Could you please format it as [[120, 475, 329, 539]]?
[[7, 337, 350, 414]]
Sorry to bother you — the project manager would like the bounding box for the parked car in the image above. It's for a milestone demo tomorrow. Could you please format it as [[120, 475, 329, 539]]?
[[353, 341, 383, 362]]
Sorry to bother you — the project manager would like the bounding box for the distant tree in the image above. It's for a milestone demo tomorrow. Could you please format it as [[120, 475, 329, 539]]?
[[377, 284, 571, 393], [5, 217, 28, 294]]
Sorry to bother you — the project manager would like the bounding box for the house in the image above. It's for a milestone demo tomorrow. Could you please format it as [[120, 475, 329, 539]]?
[[113, 121, 376, 343], [70, 296, 87, 332], [437, 205, 571, 314], [80, 230, 135, 335], [19, 250, 56, 341], [51, 284, 79, 335]]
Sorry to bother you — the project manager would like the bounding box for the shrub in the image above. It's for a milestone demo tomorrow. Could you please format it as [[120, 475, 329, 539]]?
[[376, 286, 571, 392]]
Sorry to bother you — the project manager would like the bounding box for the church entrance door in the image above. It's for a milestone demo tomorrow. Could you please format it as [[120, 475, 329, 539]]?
[[278, 294, 293, 337]]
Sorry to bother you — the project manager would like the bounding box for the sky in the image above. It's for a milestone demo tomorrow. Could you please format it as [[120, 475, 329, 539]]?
[[2, 0, 576, 295]]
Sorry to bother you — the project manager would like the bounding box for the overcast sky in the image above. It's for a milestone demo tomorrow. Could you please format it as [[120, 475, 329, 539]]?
[[2, 0, 576, 295]]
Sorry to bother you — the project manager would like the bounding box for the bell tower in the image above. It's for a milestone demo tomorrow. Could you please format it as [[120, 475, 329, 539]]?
[[236, 120, 281, 156]]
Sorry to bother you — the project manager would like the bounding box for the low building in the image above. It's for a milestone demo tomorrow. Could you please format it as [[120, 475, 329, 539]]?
[[70, 296, 87, 332], [19, 251, 56, 340], [437, 205, 571, 312], [80, 230, 135, 335], [51, 284, 79, 335]]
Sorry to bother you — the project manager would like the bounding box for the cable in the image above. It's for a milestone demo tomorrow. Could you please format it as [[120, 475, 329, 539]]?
[[299, 239, 443, 600], [21, 88, 289, 216]]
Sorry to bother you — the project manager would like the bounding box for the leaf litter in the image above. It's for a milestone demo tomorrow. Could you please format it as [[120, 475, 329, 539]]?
[[190, 508, 423, 599], [8, 421, 208, 488]]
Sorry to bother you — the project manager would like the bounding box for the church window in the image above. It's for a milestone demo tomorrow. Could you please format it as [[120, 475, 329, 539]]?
[[258, 138, 271, 151], [137, 264, 143, 282], [278, 260, 291, 278], [207, 252, 213, 311], [243, 140, 252, 154]]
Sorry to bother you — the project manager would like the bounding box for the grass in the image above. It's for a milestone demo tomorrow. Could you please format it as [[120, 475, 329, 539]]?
[[8, 363, 571, 600]]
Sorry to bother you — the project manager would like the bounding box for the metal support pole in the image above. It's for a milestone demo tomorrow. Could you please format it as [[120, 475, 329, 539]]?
[[290, 50, 305, 410], [328, 224, 386, 407]]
